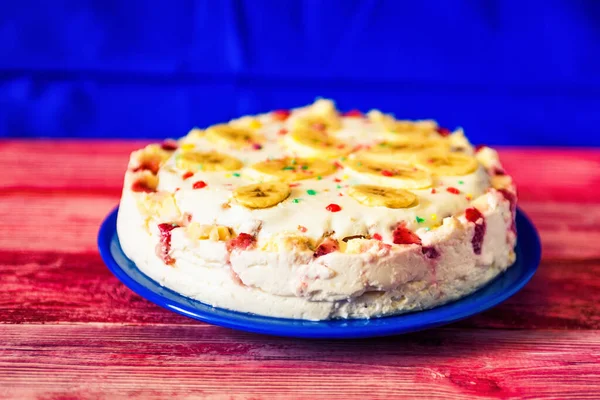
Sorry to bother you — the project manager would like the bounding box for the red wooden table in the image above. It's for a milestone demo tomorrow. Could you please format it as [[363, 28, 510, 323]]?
[[1, 140, 600, 399]]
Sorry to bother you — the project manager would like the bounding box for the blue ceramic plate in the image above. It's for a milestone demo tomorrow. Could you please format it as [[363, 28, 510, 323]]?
[[98, 208, 541, 339]]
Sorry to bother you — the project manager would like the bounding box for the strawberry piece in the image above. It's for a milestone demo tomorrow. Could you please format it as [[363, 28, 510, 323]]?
[[314, 238, 339, 258], [392, 223, 422, 245], [498, 188, 517, 234], [325, 203, 342, 212], [193, 181, 207, 189], [226, 233, 256, 252], [272, 109, 291, 121]]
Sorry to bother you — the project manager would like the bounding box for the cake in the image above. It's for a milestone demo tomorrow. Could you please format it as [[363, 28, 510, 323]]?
[[117, 99, 517, 320]]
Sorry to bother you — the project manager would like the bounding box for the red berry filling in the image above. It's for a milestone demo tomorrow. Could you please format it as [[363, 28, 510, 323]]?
[[498, 189, 517, 234], [326, 203, 342, 212], [193, 181, 207, 189], [272, 109, 291, 121], [226, 233, 256, 252], [422, 246, 440, 259], [314, 238, 339, 258], [465, 208, 486, 255], [157, 223, 178, 265], [392, 223, 422, 245]]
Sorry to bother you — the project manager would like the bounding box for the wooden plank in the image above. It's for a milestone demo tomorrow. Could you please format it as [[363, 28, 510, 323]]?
[[1, 324, 599, 399], [1, 250, 599, 329]]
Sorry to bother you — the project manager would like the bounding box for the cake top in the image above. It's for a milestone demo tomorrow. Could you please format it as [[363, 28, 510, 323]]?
[[126, 99, 504, 247]]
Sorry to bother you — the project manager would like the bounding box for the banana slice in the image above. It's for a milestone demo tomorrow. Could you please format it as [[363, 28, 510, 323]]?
[[175, 151, 243, 172], [233, 182, 291, 209], [358, 138, 449, 163], [284, 128, 352, 158], [348, 184, 417, 209], [344, 157, 432, 189], [414, 151, 479, 176], [368, 110, 437, 139], [205, 124, 263, 149], [246, 157, 337, 182], [292, 99, 341, 131]]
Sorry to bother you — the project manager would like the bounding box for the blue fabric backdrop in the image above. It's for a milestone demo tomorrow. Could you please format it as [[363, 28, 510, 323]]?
[[1, 0, 599, 145]]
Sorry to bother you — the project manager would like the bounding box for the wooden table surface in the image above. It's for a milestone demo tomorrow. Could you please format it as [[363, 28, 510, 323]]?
[[1, 140, 600, 399]]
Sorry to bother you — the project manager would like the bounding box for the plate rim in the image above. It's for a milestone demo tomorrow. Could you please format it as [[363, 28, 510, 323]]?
[[98, 207, 541, 339]]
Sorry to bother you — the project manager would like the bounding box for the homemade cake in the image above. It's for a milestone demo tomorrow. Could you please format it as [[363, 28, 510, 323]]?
[[117, 99, 517, 320]]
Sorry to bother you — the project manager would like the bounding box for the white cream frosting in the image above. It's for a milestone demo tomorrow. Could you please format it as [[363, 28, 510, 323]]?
[[117, 101, 517, 320]]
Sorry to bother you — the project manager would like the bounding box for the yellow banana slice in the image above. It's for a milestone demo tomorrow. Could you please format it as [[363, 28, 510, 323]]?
[[344, 157, 432, 189], [292, 99, 341, 131], [233, 182, 291, 209], [175, 151, 243, 172], [246, 157, 337, 182], [367, 110, 437, 139], [358, 138, 450, 163], [284, 128, 352, 158], [205, 124, 263, 149], [348, 184, 418, 209], [414, 151, 479, 176]]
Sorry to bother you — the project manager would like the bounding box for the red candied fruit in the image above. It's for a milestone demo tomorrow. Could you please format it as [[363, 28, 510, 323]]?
[[381, 169, 394, 177], [314, 238, 339, 258], [465, 207, 486, 255], [436, 127, 451, 137], [157, 223, 178, 265], [252, 143, 262, 150], [131, 180, 156, 193], [226, 233, 256, 252], [160, 140, 179, 151], [446, 187, 460, 195], [132, 160, 160, 175], [182, 171, 194, 180], [372, 233, 383, 241], [278, 128, 289, 135], [343, 109, 363, 117], [193, 181, 207, 189], [272, 109, 291, 121], [465, 207, 483, 223], [392, 223, 422, 245], [325, 203, 342, 212]]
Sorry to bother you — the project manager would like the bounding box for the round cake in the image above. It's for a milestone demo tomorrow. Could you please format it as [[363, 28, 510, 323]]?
[[117, 99, 517, 320]]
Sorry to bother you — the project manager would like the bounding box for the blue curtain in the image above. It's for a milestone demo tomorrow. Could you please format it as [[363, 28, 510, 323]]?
[[1, 0, 599, 145]]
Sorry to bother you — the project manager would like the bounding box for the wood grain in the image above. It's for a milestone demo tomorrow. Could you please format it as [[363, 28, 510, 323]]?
[[1, 324, 599, 400], [1, 140, 599, 399], [1, 251, 599, 329]]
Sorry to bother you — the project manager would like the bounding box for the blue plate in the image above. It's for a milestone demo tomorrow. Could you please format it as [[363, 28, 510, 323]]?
[[98, 208, 541, 339]]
